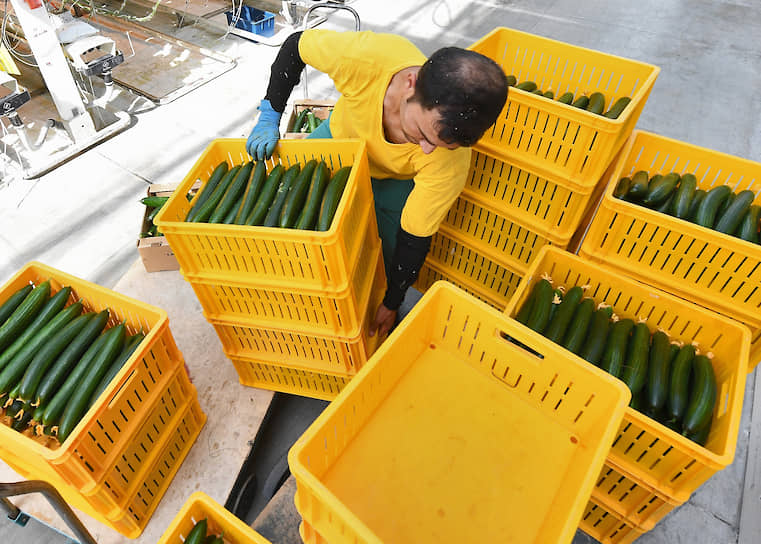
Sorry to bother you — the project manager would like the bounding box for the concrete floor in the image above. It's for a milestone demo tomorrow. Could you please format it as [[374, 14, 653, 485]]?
[[1, 0, 759, 542]]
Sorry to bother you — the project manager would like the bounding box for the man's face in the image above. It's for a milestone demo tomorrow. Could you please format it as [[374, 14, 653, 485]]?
[[399, 99, 460, 155]]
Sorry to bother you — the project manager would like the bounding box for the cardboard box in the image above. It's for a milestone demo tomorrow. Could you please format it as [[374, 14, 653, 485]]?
[[137, 182, 200, 273], [284, 99, 335, 139]]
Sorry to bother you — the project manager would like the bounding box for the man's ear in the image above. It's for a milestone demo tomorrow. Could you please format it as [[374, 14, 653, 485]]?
[[403, 70, 418, 100]]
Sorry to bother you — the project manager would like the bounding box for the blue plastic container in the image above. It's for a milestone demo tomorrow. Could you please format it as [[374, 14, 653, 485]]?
[[225, 6, 275, 37]]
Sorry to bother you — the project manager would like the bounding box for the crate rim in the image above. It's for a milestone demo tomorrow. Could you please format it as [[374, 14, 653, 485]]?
[[469, 26, 661, 128], [0, 261, 172, 459], [154, 138, 369, 241], [505, 246, 751, 476]]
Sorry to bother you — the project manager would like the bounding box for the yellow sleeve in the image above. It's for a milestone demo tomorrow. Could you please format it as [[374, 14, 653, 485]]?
[[401, 148, 473, 237]]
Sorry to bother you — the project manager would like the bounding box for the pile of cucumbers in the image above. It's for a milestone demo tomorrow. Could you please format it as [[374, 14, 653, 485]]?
[[183, 518, 223, 544], [507, 75, 631, 119], [184, 159, 351, 231], [291, 107, 324, 134], [0, 280, 145, 444], [516, 277, 716, 445], [140, 196, 170, 238], [614, 170, 761, 244]]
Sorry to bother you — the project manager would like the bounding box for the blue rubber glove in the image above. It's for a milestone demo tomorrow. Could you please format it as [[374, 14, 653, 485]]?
[[246, 99, 281, 160]]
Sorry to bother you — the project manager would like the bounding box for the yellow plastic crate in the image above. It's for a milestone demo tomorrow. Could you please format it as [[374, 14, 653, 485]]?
[[504, 247, 750, 501], [422, 228, 524, 307], [229, 357, 351, 401], [210, 256, 385, 376], [2, 392, 205, 538], [465, 149, 602, 240], [579, 130, 761, 370], [185, 232, 381, 338], [289, 282, 630, 544], [0, 262, 192, 494], [442, 192, 567, 272], [154, 138, 373, 290], [468, 27, 659, 190], [591, 462, 680, 531], [415, 259, 507, 310], [158, 492, 271, 544], [580, 498, 645, 544]]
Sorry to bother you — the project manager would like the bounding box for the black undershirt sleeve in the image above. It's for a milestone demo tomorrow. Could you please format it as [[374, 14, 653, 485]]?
[[382, 228, 432, 311], [264, 31, 306, 113]]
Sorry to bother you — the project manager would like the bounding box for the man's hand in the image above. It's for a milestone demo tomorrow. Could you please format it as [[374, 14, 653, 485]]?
[[246, 99, 281, 160], [369, 303, 397, 338]]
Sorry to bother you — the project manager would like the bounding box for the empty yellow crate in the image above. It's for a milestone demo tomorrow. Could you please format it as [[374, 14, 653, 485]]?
[[468, 27, 659, 190], [579, 130, 761, 370], [580, 498, 645, 544], [416, 259, 507, 310], [158, 491, 271, 544], [184, 230, 381, 338], [592, 462, 680, 531], [421, 228, 524, 307], [504, 247, 750, 501], [3, 393, 205, 538], [465, 149, 601, 239], [289, 282, 630, 544], [154, 138, 373, 290], [442, 191, 568, 272], [0, 262, 190, 494], [229, 357, 351, 401]]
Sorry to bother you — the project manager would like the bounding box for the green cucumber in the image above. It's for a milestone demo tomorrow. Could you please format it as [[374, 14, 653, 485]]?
[[544, 285, 584, 343], [140, 196, 168, 208], [621, 322, 650, 395], [0, 280, 51, 356], [655, 193, 676, 215], [11, 402, 33, 432], [0, 285, 66, 375], [671, 173, 697, 219], [186, 161, 229, 221], [557, 92, 574, 104], [543, 90, 554, 99], [18, 313, 95, 402], [599, 318, 634, 378], [586, 92, 605, 115], [191, 165, 241, 223], [280, 160, 318, 228], [603, 96, 631, 119], [685, 416, 712, 446], [694, 185, 732, 228], [515, 287, 538, 326], [715, 192, 737, 225], [532, 89, 544, 96], [0, 285, 33, 328], [316, 166, 352, 231], [35, 310, 109, 405], [714, 190, 755, 234], [571, 95, 589, 109], [506, 75, 517, 87], [687, 190, 707, 221], [246, 164, 285, 226], [0, 300, 83, 395], [89, 332, 146, 407], [514, 81, 537, 92], [263, 164, 301, 228], [210, 162, 254, 223], [524, 279, 554, 334], [626, 171, 650, 202], [579, 307, 613, 365], [737, 205, 761, 243], [613, 177, 631, 199], [561, 297, 595, 354], [643, 172, 679, 207], [295, 161, 330, 230], [666, 344, 696, 423], [644, 330, 672, 416], [185, 519, 208, 544], [682, 354, 717, 435], [548, 288, 564, 324], [306, 112, 319, 133], [57, 324, 126, 442], [234, 161, 267, 225], [292, 108, 309, 133]]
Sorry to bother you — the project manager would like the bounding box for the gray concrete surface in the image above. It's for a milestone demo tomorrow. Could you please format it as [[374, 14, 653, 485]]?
[[1, 0, 759, 543]]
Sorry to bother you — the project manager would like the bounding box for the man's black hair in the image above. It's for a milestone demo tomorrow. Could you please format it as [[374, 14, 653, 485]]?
[[412, 47, 508, 147]]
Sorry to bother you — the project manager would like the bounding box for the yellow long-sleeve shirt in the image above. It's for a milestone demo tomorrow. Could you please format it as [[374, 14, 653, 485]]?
[[299, 29, 472, 237]]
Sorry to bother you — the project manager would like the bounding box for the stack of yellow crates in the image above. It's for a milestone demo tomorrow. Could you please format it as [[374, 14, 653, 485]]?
[[416, 27, 660, 309], [155, 139, 385, 401]]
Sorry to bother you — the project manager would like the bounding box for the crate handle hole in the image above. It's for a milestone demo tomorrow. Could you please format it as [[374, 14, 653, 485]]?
[[498, 330, 545, 360]]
